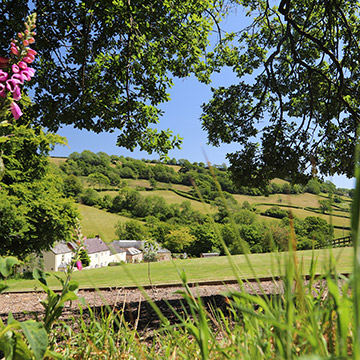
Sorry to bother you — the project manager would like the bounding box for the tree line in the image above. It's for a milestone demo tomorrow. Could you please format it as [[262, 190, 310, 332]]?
[[60, 151, 352, 203]]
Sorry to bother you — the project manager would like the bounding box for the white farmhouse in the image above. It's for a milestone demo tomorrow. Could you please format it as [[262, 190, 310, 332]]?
[[83, 236, 112, 269], [42, 236, 126, 271], [42, 242, 73, 272]]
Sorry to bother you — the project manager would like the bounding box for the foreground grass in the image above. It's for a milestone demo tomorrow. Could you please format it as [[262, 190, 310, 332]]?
[[9, 247, 353, 291]]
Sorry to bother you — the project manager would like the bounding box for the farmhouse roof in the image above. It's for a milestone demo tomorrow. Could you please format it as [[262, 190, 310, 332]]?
[[113, 240, 144, 249], [51, 242, 73, 255], [83, 237, 109, 254], [108, 241, 127, 255]]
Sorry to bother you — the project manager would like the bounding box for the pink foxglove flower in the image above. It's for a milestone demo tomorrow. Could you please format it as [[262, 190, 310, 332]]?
[[21, 67, 35, 81], [76, 260, 83, 271], [0, 70, 8, 82], [12, 86, 21, 101], [12, 73, 25, 84], [6, 78, 20, 92], [0, 83, 6, 98], [10, 102, 22, 120], [11, 64, 20, 73]]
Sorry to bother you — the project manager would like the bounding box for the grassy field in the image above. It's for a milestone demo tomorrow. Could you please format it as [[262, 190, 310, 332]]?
[[9, 247, 353, 292], [49, 157, 67, 166], [79, 204, 131, 242], [233, 192, 349, 208], [256, 204, 351, 227]]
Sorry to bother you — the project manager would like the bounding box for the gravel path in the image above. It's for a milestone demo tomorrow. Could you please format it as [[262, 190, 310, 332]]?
[[0, 280, 282, 316]]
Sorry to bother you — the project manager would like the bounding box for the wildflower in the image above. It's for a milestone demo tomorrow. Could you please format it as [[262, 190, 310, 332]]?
[[18, 61, 27, 70], [11, 64, 20, 73], [12, 73, 25, 84], [0, 83, 6, 98], [20, 68, 35, 82], [6, 78, 20, 93], [10, 102, 23, 120], [12, 86, 21, 101], [76, 260, 83, 271], [0, 70, 8, 82]]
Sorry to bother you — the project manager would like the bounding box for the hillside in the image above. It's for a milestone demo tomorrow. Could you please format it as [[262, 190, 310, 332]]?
[[50, 152, 352, 251]]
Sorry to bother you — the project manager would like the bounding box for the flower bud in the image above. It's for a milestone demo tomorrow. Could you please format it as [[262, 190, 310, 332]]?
[[11, 47, 19, 56], [18, 61, 27, 70], [76, 260, 83, 271], [23, 56, 34, 64], [27, 48, 37, 56]]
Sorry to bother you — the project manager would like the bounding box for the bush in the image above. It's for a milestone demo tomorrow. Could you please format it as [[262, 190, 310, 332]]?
[[263, 206, 290, 219]]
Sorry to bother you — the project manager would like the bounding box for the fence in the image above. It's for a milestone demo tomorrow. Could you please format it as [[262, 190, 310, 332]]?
[[314, 235, 352, 249]]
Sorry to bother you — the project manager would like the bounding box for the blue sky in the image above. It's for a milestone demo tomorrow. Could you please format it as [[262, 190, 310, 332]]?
[[49, 9, 355, 190]]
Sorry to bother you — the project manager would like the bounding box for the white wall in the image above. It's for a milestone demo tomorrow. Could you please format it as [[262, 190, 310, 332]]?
[[87, 250, 113, 269], [42, 251, 73, 271], [110, 251, 126, 264]]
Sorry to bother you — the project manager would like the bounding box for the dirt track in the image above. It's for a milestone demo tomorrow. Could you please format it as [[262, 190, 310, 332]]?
[[0, 280, 282, 324]]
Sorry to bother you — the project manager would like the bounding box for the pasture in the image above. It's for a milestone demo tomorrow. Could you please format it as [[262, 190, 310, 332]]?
[[9, 247, 353, 291]]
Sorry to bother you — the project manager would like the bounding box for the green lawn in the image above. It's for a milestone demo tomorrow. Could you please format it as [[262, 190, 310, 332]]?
[[8, 247, 354, 292]]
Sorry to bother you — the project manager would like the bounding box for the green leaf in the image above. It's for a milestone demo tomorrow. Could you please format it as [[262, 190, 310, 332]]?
[[67, 280, 79, 292], [0, 283, 8, 293], [19, 320, 48, 360], [33, 268, 48, 286], [58, 291, 78, 307], [0, 256, 20, 278]]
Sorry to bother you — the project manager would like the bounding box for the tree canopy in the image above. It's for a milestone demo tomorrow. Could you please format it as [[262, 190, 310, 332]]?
[[0, 124, 79, 258], [1, 0, 225, 158], [201, 0, 360, 186]]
